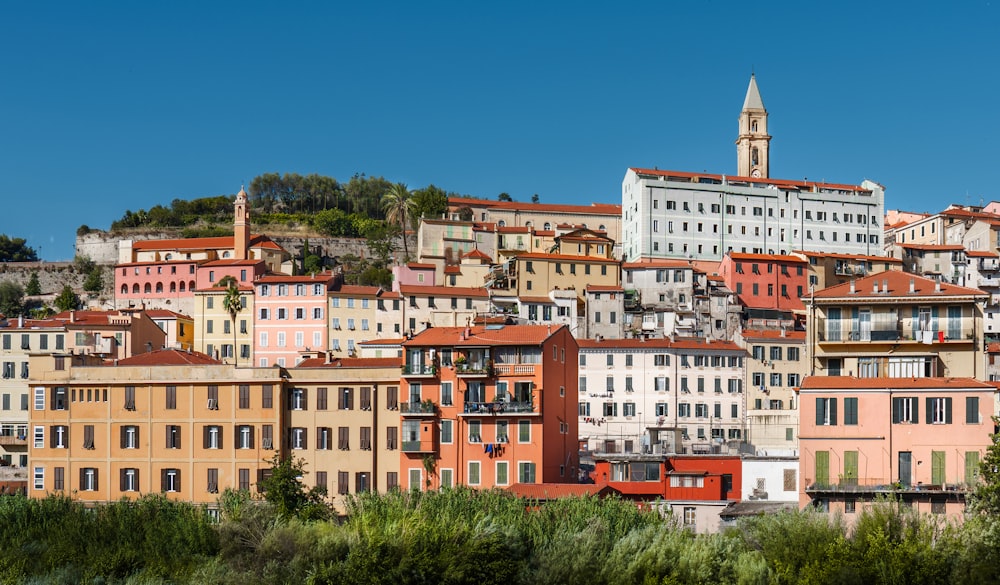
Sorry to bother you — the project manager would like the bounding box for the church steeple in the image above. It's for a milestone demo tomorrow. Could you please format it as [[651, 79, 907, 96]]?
[[234, 186, 250, 260], [736, 74, 771, 178]]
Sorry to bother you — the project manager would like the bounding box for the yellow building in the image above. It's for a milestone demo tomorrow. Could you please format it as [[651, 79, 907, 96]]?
[[194, 285, 254, 365], [287, 355, 402, 510], [28, 349, 281, 504]]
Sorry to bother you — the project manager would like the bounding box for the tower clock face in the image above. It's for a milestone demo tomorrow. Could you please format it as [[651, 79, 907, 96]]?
[[751, 169, 761, 178]]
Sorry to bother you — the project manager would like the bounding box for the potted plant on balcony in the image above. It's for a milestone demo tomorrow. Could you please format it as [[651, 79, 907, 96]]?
[[421, 398, 436, 413], [455, 355, 468, 370], [485, 359, 494, 376]]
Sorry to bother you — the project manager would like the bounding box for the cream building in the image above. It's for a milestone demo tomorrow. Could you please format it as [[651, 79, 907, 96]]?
[[736, 329, 805, 456]]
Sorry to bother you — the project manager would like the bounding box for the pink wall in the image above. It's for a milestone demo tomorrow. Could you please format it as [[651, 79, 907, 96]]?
[[720, 255, 808, 311], [116, 261, 198, 302]]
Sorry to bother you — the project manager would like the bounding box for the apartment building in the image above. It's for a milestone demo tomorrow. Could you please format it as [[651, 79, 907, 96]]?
[[50, 309, 166, 361], [27, 350, 282, 504], [194, 284, 253, 365], [719, 253, 808, 314], [803, 271, 987, 379], [576, 338, 746, 455], [799, 376, 993, 517], [620, 260, 702, 338], [285, 356, 401, 510], [447, 196, 622, 246], [399, 325, 578, 490], [792, 251, 903, 292], [0, 319, 66, 467], [146, 309, 194, 351], [253, 274, 334, 367], [737, 328, 805, 455], [328, 285, 380, 358], [966, 250, 1000, 340], [397, 285, 490, 334]]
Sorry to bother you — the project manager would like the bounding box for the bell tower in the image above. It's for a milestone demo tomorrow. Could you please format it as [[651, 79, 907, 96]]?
[[736, 74, 771, 178], [234, 186, 250, 260]]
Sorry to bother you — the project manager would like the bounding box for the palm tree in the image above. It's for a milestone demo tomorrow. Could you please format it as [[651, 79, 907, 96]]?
[[218, 276, 243, 366], [382, 182, 415, 263]]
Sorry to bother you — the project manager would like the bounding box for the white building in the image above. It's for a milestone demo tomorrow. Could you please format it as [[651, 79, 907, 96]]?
[[620, 76, 885, 263], [577, 338, 746, 455]]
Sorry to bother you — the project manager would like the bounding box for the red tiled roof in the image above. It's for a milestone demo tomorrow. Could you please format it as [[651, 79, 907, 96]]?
[[577, 338, 743, 351], [256, 273, 335, 284], [295, 357, 400, 368], [740, 329, 806, 341], [519, 295, 556, 303], [199, 259, 266, 267], [507, 483, 613, 500], [358, 338, 405, 345], [792, 251, 902, 263], [629, 167, 873, 193], [51, 310, 140, 326], [800, 376, 993, 390], [132, 234, 283, 251], [966, 250, 999, 258], [513, 252, 619, 263], [144, 310, 193, 320], [448, 196, 622, 216], [899, 244, 965, 251], [444, 266, 462, 274], [462, 249, 493, 260], [114, 348, 220, 366], [987, 343, 1000, 354], [587, 285, 624, 292], [810, 271, 986, 299], [623, 259, 700, 270], [333, 285, 382, 296], [115, 259, 198, 268], [728, 253, 808, 263], [404, 324, 565, 347], [398, 284, 489, 298], [406, 263, 436, 270]]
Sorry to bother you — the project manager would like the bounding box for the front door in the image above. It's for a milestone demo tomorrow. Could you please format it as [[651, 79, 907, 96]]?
[[898, 451, 912, 487]]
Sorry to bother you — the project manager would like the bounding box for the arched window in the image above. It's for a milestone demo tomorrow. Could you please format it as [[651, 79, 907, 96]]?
[[179, 281, 186, 292], [189, 280, 196, 291], [144, 283, 151, 294], [599, 224, 606, 231], [170, 282, 176, 293], [164, 253, 172, 260], [121, 284, 128, 295], [155, 282, 163, 294], [132, 284, 140, 294], [751, 120, 758, 132], [222, 251, 231, 259], [498, 220, 506, 227], [544, 222, 551, 230]]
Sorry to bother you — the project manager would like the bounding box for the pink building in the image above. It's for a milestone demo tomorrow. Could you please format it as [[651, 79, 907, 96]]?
[[392, 263, 437, 290], [117, 260, 199, 305], [798, 376, 994, 518], [195, 259, 267, 290], [253, 274, 335, 367], [719, 253, 808, 313]]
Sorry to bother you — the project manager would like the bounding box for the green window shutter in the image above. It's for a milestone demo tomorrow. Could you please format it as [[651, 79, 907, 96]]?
[[966, 451, 981, 485], [892, 398, 901, 424], [844, 451, 858, 484], [967, 397, 980, 424], [829, 398, 837, 426], [815, 451, 830, 487], [926, 397, 934, 424], [911, 398, 919, 424], [931, 451, 945, 485], [945, 397, 952, 424], [931, 306, 939, 333], [816, 398, 826, 426]]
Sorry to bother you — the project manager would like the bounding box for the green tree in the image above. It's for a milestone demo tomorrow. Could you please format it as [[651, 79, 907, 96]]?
[[218, 276, 243, 366], [313, 208, 358, 237], [258, 453, 330, 520], [83, 267, 103, 295], [365, 222, 400, 267], [0, 281, 24, 317], [54, 285, 79, 312], [531, 193, 540, 203], [25, 272, 41, 296], [411, 184, 450, 224], [381, 183, 415, 263], [0, 235, 38, 262], [497, 192, 513, 202], [457, 206, 474, 221]]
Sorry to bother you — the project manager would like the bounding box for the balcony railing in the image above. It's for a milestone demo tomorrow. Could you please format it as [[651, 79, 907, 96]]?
[[493, 363, 537, 376], [817, 324, 976, 343], [805, 479, 969, 495], [401, 440, 435, 453], [463, 400, 536, 415], [400, 401, 438, 415], [0, 435, 27, 446], [455, 363, 492, 377], [401, 363, 437, 377]]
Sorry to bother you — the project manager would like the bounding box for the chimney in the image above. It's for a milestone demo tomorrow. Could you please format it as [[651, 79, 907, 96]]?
[[849, 280, 855, 294], [935, 280, 942, 293], [882, 279, 888, 293], [325, 351, 332, 365], [780, 328, 786, 338], [872, 281, 878, 294], [909, 278, 915, 294], [70, 311, 76, 323], [17, 315, 23, 328]]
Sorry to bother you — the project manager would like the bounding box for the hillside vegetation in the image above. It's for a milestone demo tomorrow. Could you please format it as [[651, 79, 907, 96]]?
[[1, 487, 997, 585]]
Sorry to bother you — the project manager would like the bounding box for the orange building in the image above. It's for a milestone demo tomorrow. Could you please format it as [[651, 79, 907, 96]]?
[[27, 349, 282, 504], [719, 252, 809, 313], [399, 325, 578, 490]]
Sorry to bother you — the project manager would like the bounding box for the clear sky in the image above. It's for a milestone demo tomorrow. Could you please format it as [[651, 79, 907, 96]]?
[[3, 1, 998, 260]]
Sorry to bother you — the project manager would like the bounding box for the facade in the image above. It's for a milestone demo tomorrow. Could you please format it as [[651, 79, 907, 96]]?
[[798, 376, 993, 517], [898, 244, 967, 285], [583, 286, 626, 339], [793, 251, 903, 292], [804, 271, 987, 380], [447, 196, 622, 247], [737, 329, 805, 456], [253, 274, 334, 367], [399, 325, 579, 490], [719, 253, 809, 312], [328, 285, 381, 358], [285, 356, 401, 509], [27, 350, 282, 504], [487, 252, 620, 303], [146, 309, 194, 351], [194, 285, 254, 365], [621, 260, 704, 338], [736, 74, 770, 179], [965, 250, 1000, 340], [397, 285, 491, 335], [51, 309, 166, 361], [577, 338, 746, 455], [416, 219, 497, 274]]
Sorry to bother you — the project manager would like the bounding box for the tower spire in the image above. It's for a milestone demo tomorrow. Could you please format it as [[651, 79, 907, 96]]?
[[736, 74, 771, 178]]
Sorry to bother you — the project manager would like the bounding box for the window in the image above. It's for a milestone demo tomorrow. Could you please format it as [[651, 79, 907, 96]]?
[[787, 347, 800, 361], [468, 420, 482, 443], [440, 420, 453, 444], [161, 468, 181, 493], [468, 461, 481, 485], [203, 425, 223, 449], [928, 397, 952, 424], [81, 467, 98, 491], [338, 426, 350, 450], [291, 427, 307, 449], [843, 397, 858, 425], [50, 425, 68, 448], [892, 397, 918, 424], [165, 386, 176, 410], [518, 420, 531, 443], [166, 425, 181, 449], [518, 462, 536, 484], [291, 388, 306, 410], [121, 468, 139, 492], [770, 346, 782, 361], [815, 398, 837, 426], [121, 425, 139, 449], [967, 396, 981, 424], [238, 385, 250, 409], [52, 387, 67, 410]]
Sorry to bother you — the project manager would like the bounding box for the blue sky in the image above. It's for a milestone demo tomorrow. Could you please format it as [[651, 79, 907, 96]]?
[[2, 1, 998, 260]]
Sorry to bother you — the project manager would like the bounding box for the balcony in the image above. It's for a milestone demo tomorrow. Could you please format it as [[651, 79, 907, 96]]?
[[805, 479, 968, 496], [400, 401, 439, 417], [462, 400, 538, 416], [401, 363, 438, 378], [455, 362, 493, 378], [0, 434, 27, 446], [493, 363, 537, 376], [401, 439, 437, 453]]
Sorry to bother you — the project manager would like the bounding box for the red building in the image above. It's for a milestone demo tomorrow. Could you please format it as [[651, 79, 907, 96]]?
[[719, 253, 809, 312]]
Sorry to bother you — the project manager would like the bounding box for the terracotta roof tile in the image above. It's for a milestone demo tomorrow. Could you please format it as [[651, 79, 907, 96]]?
[[966, 250, 999, 258], [577, 338, 743, 351], [792, 250, 901, 263], [810, 271, 985, 299], [406, 263, 436, 270], [403, 324, 565, 347], [132, 234, 283, 251], [514, 252, 618, 263], [623, 259, 699, 270], [629, 167, 873, 193], [398, 284, 488, 297], [587, 285, 624, 292], [333, 285, 382, 296], [358, 338, 405, 346], [507, 483, 614, 499], [728, 253, 808, 263], [143, 310, 193, 319], [740, 329, 806, 341], [899, 244, 965, 251], [256, 274, 335, 284], [295, 357, 400, 368], [114, 348, 220, 366], [800, 376, 993, 390], [448, 196, 622, 216]]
